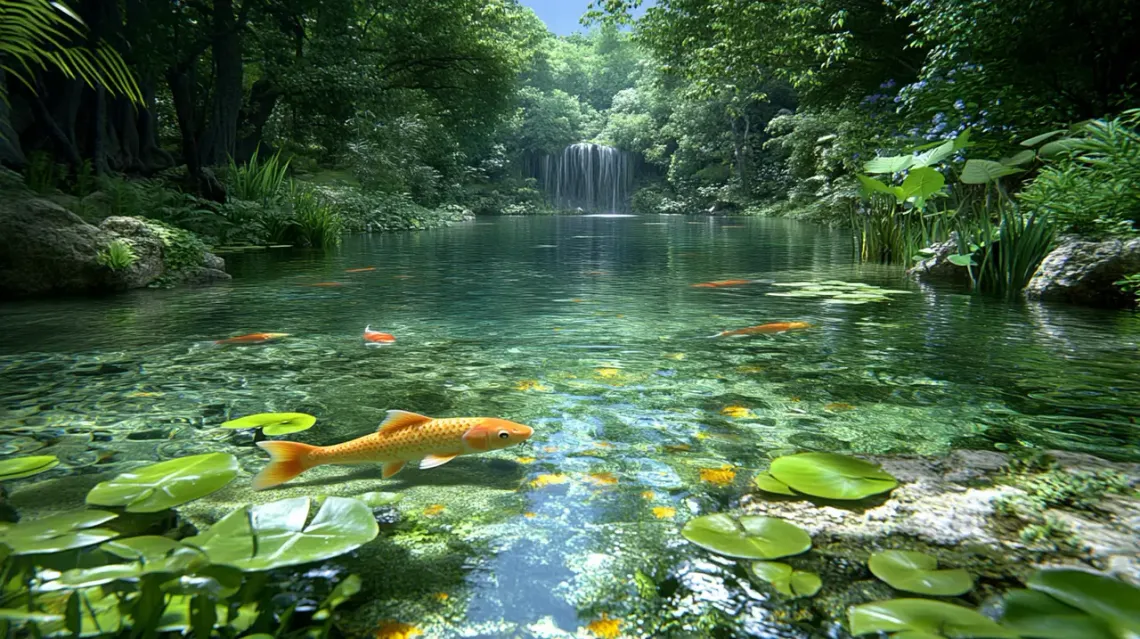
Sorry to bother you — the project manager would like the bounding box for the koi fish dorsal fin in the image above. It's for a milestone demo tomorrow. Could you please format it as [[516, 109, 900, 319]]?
[[377, 410, 433, 435]]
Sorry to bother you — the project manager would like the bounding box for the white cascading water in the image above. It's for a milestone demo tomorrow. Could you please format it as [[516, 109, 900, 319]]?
[[535, 143, 635, 212]]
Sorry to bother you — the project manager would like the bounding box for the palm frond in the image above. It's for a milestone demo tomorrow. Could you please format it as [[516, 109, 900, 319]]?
[[0, 0, 141, 104]]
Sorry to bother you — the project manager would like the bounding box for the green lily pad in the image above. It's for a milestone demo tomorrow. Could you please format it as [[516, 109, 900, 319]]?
[[752, 561, 821, 597], [681, 514, 811, 559], [186, 496, 379, 571], [0, 455, 60, 481], [1027, 568, 1140, 634], [0, 510, 118, 555], [0, 609, 64, 623], [35, 588, 124, 637], [1001, 589, 1118, 639], [868, 550, 974, 596], [753, 472, 796, 496], [102, 536, 185, 561], [849, 598, 1018, 637], [86, 453, 239, 513], [220, 412, 316, 436], [769, 452, 898, 500]]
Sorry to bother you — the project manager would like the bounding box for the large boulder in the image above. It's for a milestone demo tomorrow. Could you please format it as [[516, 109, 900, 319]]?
[[907, 233, 972, 286], [1025, 236, 1140, 308], [0, 195, 228, 298]]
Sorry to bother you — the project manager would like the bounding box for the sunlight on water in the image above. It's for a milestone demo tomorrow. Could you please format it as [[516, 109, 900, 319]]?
[[1, 215, 1138, 637]]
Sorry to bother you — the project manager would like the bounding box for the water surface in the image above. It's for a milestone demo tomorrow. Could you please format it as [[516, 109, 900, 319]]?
[[2, 216, 1138, 637]]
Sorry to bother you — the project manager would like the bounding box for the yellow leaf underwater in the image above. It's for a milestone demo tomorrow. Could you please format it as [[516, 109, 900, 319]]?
[[586, 472, 618, 486], [433, 593, 449, 602], [422, 504, 445, 517], [529, 473, 570, 488], [514, 379, 552, 392], [652, 506, 677, 519], [824, 402, 855, 411], [699, 466, 737, 486], [595, 368, 621, 379], [524, 512, 537, 518], [736, 365, 765, 374], [664, 352, 686, 360], [640, 490, 656, 500], [721, 405, 755, 419], [586, 613, 623, 639], [515, 456, 536, 464], [375, 621, 422, 639]]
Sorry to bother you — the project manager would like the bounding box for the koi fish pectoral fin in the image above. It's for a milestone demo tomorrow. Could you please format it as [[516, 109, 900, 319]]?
[[420, 454, 459, 470], [382, 461, 407, 478]]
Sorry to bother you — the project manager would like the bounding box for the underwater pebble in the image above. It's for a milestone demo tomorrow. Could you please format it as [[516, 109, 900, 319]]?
[[127, 428, 173, 441]]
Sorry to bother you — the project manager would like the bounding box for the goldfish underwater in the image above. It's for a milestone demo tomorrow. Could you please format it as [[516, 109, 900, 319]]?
[[363, 325, 396, 344], [252, 410, 534, 489], [712, 321, 811, 338], [213, 332, 290, 345], [691, 279, 753, 288]]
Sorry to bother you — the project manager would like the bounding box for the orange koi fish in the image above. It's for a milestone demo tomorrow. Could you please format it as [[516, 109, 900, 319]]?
[[253, 410, 534, 489], [363, 325, 396, 344], [691, 279, 753, 288], [214, 332, 290, 345], [712, 321, 811, 338], [345, 267, 376, 273]]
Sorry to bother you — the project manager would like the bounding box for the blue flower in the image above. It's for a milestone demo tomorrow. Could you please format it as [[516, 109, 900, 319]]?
[[954, 99, 965, 110]]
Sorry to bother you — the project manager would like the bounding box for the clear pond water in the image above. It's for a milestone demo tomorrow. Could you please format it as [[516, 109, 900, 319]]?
[[2, 215, 1138, 637]]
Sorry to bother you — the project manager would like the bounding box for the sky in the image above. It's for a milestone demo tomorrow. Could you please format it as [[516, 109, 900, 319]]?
[[519, 0, 652, 36]]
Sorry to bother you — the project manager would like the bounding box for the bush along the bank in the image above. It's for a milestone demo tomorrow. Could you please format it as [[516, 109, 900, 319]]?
[[0, 452, 375, 638], [855, 128, 1058, 299]]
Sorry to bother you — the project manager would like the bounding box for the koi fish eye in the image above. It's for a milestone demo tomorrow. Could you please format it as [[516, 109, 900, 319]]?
[[498, 431, 510, 440]]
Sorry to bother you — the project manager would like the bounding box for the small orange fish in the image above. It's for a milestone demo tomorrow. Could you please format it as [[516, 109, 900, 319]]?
[[363, 325, 396, 344], [308, 282, 344, 287], [712, 321, 811, 338], [253, 410, 533, 489], [691, 279, 752, 288], [345, 267, 376, 273], [214, 332, 290, 345]]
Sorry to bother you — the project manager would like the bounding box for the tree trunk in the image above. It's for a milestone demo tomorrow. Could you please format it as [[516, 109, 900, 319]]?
[[200, 0, 243, 166], [236, 78, 282, 161], [167, 63, 224, 201]]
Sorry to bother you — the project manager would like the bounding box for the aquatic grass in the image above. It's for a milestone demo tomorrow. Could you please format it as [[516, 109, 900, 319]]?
[[288, 180, 343, 248], [227, 147, 290, 205]]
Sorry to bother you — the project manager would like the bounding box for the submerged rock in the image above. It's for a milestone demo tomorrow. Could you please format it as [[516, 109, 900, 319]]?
[[0, 195, 228, 297], [1025, 236, 1140, 308], [741, 450, 1140, 584], [907, 234, 972, 286]]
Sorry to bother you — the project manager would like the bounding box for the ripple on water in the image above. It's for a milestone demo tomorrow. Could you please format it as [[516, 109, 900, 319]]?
[[1, 218, 1138, 636]]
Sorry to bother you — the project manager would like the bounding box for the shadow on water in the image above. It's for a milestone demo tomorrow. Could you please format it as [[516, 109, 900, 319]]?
[[278, 457, 528, 491]]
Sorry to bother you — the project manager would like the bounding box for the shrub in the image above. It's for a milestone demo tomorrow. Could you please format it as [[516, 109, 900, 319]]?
[[1019, 110, 1140, 236], [226, 147, 290, 206], [287, 181, 343, 248]]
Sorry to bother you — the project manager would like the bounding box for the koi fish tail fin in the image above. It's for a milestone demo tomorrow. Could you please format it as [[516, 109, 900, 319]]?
[[707, 331, 725, 339], [253, 441, 319, 490]]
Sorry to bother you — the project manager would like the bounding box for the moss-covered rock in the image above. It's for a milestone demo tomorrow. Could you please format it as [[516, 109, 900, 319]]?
[[0, 194, 229, 297]]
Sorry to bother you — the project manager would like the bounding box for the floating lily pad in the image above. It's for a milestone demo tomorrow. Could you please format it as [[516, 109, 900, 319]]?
[[102, 535, 185, 561], [849, 599, 1018, 637], [1001, 589, 1118, 639], [769, 453, 898, 500], [86, 453, 239, 513], [752, 561, 822, 597], [868, 550, 974, 596], [0, 455, 60, 481], [1027, 568, 1140, 635], [681, 514, 811, 559], [220, 412, 316, 436], [0, 510, 118, 555], [753, 472, 796, 496], [186, 496, 379, 571], [767, 280, 912, 304]]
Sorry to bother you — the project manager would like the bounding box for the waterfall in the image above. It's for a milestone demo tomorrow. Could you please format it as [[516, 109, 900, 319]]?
[[532, 143, 635, 212]]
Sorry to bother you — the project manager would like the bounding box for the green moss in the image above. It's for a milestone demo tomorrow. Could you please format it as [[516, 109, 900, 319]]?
[[140, 219, 207, 287]]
